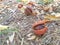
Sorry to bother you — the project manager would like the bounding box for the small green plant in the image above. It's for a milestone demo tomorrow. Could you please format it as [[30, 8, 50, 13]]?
[[0, 27, 17, 35]]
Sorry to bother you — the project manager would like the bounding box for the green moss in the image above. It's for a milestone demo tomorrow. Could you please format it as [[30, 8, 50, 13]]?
[[17, 0, 21, 2], [38, 0, 53, 5], [0, 28, 17, 35]]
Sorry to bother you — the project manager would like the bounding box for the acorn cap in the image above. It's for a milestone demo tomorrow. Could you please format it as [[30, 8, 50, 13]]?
[[33, 20, 50, 28], [33, 26, 48, 35]]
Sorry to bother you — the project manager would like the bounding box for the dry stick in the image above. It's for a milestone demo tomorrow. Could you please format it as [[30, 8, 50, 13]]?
[[36, 14, 40, 20], [21, 38, 24, 45], [2, 39, 8, 45], [23, 40, 29, 45], [35, 7, 42, 20], [17, 32, 22, 39], [1, 34, 9, 45]]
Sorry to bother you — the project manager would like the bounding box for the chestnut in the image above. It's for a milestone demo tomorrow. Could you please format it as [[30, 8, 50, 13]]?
[[33, 20, 49, 36]]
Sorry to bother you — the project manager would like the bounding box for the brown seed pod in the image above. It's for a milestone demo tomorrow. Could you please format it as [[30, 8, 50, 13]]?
[[28, 1, 35, 6], [24, 7, 33, 15], [32, 20, 49, 36], [18, 4, 23, 8], [0, 0, 3, 1], [43, 6, 49, 12]]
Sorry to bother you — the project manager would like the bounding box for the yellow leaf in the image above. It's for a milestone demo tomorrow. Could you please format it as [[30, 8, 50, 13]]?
[[22, 0, 28, 2], [0, 25, 9, 31], [43, 0, 48, 3], [44, 15, 60, 20]]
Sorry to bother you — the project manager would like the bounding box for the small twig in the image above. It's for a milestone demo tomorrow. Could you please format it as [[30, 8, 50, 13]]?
[[21, 38, 24, 45]]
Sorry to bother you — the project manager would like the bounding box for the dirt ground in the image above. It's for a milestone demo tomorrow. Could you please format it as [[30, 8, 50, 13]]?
[[0, 1, 60, 45]]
